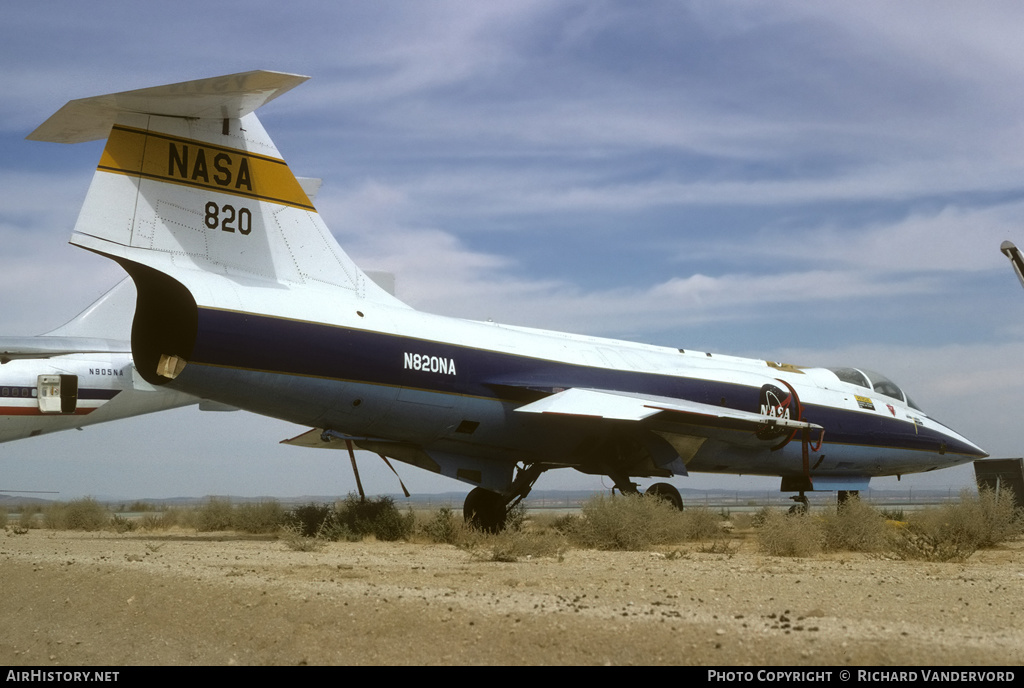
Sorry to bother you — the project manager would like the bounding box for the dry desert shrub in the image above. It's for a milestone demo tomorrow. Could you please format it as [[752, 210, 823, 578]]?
[[193, 497, 236, 532], [281, 496, 414, 543], [139, 507, 186, 530], [284, 503, 338, 538], [43, 498, 109, 531], [233, 500, 286, 534], [18, 505, 41, 529], [565, 493, 717, 551], [680, 505, 724, 541], [755, 508, 822, 557], [891, 487, 1022, 562], [280, 524, 328, 551], [470, 528, 568, 562], [419, 506, 567, 561], [109, 514, 136, 533], [185, 498, 285, 534], [753, 488, 1021, 561], [819, 497, 889, 552], [335, 494, 415, 541], [419, 506, 468, 545]]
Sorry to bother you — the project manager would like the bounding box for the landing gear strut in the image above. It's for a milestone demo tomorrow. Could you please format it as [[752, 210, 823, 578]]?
[[788, 492, 809, 515]]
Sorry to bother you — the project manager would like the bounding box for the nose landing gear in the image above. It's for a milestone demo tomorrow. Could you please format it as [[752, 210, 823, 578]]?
[[788, 492, 809, 515]]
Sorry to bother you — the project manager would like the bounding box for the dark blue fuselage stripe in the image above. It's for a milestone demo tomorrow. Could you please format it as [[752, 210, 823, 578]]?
[[79, 389, 120, 401], [189, 308, 977, 456]]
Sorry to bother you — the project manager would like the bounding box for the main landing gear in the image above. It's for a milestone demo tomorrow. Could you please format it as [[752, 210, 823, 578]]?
[[644, 482, 684, 511], [463, 464, 545, 533], [462, 468, 685, 532], [608, 471, 684, 511], [463, 487, 507, 533]]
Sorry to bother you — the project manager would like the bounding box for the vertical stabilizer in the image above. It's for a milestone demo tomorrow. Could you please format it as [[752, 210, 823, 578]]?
[[43, 278, 135, 341], [32, 71, 401, 312]]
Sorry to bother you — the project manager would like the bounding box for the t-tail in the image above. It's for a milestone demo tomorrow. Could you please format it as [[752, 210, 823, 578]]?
[[30, 71, 406, 387]]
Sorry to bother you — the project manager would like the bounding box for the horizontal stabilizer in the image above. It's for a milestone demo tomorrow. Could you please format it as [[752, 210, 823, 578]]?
[[282, 428, 514, 492], [28, 70, 309, 144], [0, 336, 129, 364], [296, 177, 323, 203]]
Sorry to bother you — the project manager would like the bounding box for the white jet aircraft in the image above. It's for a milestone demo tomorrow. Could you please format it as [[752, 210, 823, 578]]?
[[28, 71, 986, 529], [0, 280, 195, 443]]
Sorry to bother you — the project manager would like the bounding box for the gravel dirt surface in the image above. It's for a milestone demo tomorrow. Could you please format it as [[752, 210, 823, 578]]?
[[1, 527, 1022, 666]]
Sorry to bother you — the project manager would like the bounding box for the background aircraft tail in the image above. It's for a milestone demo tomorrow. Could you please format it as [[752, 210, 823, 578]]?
[[42, 279, 134, 340]]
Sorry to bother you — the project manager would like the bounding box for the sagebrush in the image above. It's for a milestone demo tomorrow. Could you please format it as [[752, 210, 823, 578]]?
[[755, 508, 822, 557], [282, 495, 415, 543], [754, 489, 1022, 559], [43, 498, 109, 531], [890, 488, 1022, 562], [820, 497, 889, 552], [563, 494, 723, 551]]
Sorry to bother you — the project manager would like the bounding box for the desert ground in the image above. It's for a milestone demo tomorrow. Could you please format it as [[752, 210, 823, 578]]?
[[1, 526, 1022, 666]]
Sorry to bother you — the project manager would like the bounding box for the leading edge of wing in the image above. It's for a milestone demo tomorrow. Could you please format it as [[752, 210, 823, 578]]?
[[515, 387, 823, 434]]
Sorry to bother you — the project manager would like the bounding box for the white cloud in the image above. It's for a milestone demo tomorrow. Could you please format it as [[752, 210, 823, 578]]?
[[720, 203, 1024, 274]]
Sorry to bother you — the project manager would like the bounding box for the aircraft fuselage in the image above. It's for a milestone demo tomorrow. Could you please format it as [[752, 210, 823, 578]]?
[[160, 298, 982, 494]]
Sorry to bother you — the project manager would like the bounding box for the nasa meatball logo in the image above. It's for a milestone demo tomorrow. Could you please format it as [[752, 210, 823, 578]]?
[[757, 383, 794, 440]]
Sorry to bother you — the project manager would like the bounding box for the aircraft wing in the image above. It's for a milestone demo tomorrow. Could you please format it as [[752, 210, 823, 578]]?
[[515, 387, 822, 445], [0, 337, 130, 363]]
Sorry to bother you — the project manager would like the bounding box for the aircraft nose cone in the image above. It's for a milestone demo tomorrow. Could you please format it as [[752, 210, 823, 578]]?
[[949, 433, 987, 459]]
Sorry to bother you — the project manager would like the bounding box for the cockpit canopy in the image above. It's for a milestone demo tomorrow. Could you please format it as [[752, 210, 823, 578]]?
[[827, 367, 922, 411]]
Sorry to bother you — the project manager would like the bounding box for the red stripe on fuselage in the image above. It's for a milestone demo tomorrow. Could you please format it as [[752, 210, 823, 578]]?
[[0, 407, 95, 416]]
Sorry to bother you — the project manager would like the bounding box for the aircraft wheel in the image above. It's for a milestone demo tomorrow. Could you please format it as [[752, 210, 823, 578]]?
[[645, 482, 683, 511], [464, 487, 507, 533], [788, 493, 810, 515]]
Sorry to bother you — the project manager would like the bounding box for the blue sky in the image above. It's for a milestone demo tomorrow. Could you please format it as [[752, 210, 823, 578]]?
[[1, 1, 1022, 500]]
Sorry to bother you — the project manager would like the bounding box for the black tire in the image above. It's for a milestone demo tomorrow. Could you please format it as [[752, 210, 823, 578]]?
[[645, 482, 683, 511], [463, 487, 507, 533]]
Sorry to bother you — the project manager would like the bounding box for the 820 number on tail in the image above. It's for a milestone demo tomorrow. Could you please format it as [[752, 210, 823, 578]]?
[[204, 201, 252, 235]]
